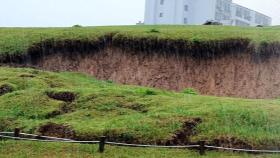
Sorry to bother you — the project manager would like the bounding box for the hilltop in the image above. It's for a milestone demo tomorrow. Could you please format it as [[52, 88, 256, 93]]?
[[0, 25, 280, 57]]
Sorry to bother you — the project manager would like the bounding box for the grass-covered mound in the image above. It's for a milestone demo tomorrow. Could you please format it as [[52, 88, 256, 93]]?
[[0, 67, 280, 149], [0, 25, 280, 62]]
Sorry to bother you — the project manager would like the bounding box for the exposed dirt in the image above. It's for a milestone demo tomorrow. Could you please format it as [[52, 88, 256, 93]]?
[[46, 91, 76, 102], [0, 84, 14, 96], [26, 46, 280, 99], [210, 136, 253, 150], [166, 118, 202, 145], [38, 122, 76, 139]]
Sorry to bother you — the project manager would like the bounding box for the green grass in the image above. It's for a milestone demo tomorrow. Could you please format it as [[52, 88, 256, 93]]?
[[0, 140, 278, 158], [0, 25, 280, 56], [0, 67, 280, 149]]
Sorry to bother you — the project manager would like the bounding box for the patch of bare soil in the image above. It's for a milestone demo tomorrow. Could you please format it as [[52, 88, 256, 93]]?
[[166, 118, 202, 145], [38, 122, 76, 139], [210, 136, 252, 150], [47, 91, 76, 102], [0, 84, 13, 96]]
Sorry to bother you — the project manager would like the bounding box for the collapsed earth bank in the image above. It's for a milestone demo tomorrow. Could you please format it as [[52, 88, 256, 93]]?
[[2, 38, 280, 99]]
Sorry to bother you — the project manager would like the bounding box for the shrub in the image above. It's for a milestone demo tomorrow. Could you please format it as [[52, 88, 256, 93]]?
[[191, 37, 200, 44], [149, 28, 160, 33], [144, 89, 157, 95], [203, 20, 223, 25], [182, 88, 199, 95], [137, 89, 158, 96], [72, 24, 82, 28], [106, 80, 114, 84]]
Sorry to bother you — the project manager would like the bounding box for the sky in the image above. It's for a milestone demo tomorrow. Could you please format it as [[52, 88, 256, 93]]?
[[0, 0, 279, 27]]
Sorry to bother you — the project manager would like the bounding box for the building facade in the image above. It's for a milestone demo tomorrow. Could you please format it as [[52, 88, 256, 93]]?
[[144, 0, 272, 26]]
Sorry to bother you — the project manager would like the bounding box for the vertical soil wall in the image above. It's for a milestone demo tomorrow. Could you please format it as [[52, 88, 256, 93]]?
[[29, 46, 280, 99]]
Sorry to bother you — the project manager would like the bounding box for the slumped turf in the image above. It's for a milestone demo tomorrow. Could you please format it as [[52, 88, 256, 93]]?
[[0, 25, 280, 56], [0, 67, 280, 149]]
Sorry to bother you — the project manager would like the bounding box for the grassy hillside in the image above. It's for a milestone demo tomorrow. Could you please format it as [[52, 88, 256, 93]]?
[[0, 25, 280, 56], [0, 67, 280, 149]]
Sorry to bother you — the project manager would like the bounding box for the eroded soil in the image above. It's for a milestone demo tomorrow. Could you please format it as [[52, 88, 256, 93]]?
[[30, 46, 280, 99]]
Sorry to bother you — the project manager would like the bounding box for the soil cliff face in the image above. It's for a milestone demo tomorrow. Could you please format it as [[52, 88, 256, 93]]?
[[30, 46, 280, 99]]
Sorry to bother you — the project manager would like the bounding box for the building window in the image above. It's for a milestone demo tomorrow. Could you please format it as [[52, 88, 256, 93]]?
[[184, 18, 188, 24], [215, 0, 231, 21], [224, 3, 230, 12], [255, 13, 270, 26], [244, 10, 251, 21], [160, 0, 164, 5], [184, 5, 188, 11], [236, 7, 242, 18], [255, 13, 262, 24], [159, 13, 163, 18], [215, 13, 222, 21]]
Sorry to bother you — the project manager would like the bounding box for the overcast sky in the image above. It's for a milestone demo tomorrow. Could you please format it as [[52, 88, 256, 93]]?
[[0, 0, 279, 27]]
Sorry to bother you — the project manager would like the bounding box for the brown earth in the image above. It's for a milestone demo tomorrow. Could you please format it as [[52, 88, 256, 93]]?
[[166, 118, 202, 145], [38, 122, 76, 139], [0, 84, 14, 96], [210, 136, 252, 150], [46, 91, 76, 102], [25, 46, 280, 99]]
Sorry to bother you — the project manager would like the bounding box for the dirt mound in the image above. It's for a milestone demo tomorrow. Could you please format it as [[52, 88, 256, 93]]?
[[0, 84, 14, 96], [166, 118, 202, 145], [38, 122, 76, 139], [47, 91, 76, 102]]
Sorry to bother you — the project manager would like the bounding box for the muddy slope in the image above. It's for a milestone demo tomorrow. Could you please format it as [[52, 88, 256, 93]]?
[[12, 44, 275, 99]]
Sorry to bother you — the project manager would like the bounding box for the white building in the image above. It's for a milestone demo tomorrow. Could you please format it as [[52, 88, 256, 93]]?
[[144, 0, 272, 26]]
